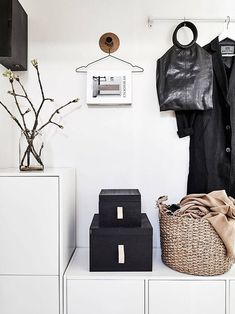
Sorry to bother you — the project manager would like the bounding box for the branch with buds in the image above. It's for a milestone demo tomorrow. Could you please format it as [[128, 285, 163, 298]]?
[[0, 59, 79, 170]]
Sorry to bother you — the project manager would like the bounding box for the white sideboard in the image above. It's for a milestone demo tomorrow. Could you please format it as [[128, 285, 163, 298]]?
[[230, 281, 235, 313], [148, 280, 225, 314], [64, 248, 235, 314], [0, 168, 76, 314]]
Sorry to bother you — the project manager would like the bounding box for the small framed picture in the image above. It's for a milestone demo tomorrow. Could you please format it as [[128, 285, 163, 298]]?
[[86, 70, 132, 105]]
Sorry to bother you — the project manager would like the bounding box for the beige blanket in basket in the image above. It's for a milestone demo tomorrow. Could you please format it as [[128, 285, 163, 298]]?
[[177, 190, 235, 262]]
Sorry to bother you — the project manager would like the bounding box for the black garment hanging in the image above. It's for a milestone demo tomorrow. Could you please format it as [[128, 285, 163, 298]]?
[[176, 37, 235, 196]]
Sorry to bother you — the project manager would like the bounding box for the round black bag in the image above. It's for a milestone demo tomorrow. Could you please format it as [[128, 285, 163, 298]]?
[[156, 21, 213, 111]]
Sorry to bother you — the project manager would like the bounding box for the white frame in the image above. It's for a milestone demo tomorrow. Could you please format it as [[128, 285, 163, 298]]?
[[86, 70, 132, 105]]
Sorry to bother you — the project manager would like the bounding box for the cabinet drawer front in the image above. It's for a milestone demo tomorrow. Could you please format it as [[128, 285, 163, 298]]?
[[0, 177, 58, 275], [230, 281, 235, 313], [67, 279, 144, 314], [149, 280, 225, 314], [0, 275, 59, 314]]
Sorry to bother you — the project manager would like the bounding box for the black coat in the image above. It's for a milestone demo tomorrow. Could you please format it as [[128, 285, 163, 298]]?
[[176, 37, 235, 196]]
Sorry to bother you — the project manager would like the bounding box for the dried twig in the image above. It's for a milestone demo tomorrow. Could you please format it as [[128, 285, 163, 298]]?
[[0, 60, 79, 169], [38, 99, 78, 131], [10, 81, 29, 136], [16, 79, 37, 115], [0, 100, 25, 132]]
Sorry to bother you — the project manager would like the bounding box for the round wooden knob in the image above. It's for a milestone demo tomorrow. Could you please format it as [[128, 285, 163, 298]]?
[[99, 33, 120, 53]]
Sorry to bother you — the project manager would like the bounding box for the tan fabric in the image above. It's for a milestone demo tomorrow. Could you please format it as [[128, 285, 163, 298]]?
[[175, 190, 235, 262]]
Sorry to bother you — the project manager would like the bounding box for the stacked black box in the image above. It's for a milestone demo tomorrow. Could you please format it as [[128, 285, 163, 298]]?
[[99, 189, 141, 227], [89, 189, 153, 272]]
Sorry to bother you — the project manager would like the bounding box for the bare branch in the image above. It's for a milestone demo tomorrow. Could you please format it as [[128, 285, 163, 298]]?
[[39, 143, 44, 157], [1, 63, 79, 171], [38, 100, 76, 131], [16, 80, 37, 115], [10, 81, 29, 135], [45, 98, 54, 102], [35, 65, 45, 100], [50, 121, 64, 129], [8, 91, 26, 98], [23, 108, 31, 116], [20, 139, 44, 167], [28, 63, 47, 134], [0, 101, 24, 132]]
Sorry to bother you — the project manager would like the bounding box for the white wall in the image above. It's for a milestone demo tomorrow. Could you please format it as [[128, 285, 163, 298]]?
[[0, 0, 235, 247]]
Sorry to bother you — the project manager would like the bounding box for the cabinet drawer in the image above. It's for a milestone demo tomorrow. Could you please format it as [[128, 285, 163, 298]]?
[[230, 281, 235, 313], [149, 280, 225, 314], [66, 279, 144, 314], [0, 275, 59, 314], [0, 177, 59, 275]]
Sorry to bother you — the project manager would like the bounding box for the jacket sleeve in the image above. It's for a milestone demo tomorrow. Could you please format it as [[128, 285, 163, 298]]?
[[175, 111, 196, 138]]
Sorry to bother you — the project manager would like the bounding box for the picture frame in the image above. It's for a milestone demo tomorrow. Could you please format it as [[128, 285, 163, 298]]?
[[86, 70, 132, 105]]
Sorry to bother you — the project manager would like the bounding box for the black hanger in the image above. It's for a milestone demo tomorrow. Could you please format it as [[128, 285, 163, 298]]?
[[75, 51, 144, 73]]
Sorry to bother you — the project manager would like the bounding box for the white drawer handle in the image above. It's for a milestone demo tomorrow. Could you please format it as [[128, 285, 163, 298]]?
[[117, 207, 123, 219], [118, 245, 125, 264]]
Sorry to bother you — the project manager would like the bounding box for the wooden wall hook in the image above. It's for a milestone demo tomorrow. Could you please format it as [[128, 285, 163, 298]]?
[[99, 33, 120, 53]]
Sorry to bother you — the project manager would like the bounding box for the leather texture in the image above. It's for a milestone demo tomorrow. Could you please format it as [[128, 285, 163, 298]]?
[[156, 24, 214, 111]]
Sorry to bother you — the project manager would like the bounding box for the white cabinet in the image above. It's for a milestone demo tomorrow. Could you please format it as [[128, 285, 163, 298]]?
[[149, 280, 226, 314], [230, 281, 235, 314], [0, 276, 59, 314], [64, 249, 234, 314], [0, 177, 58, 275], [0, 168, 76, 314], [67, 280, 144, 314]]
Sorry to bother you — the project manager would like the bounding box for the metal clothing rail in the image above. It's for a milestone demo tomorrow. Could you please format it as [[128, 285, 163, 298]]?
[[147, 16, 235, 27]]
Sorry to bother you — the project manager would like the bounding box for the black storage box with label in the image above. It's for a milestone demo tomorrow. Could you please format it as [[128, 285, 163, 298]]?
[[99, 189, 141, 227], [90, 213, 153, 272]]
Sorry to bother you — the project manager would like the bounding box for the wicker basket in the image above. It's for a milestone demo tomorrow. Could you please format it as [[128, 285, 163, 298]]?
[[158, 200, 233, 276]]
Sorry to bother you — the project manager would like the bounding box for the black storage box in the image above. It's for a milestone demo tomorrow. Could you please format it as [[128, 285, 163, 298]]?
[[90, 213, 153, 272], [99, 189, 141, 227], [0, 0, 28, 70]]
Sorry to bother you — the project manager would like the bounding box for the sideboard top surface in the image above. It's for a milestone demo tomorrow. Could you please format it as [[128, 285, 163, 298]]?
[[0, 167, 74, 177], [65, 248, 235, 281]]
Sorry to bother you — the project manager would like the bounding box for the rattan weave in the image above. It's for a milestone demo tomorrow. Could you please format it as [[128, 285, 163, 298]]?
[[158, 202, 233, 276]]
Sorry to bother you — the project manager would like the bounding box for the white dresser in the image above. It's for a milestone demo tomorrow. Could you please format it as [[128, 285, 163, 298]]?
[[0, 168, 76, 314], [64, 248, 235, 314]]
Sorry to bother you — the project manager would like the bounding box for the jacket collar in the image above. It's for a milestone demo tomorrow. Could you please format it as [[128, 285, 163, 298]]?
[[210, 36, 229, 101], [210, 36, 220, 52]]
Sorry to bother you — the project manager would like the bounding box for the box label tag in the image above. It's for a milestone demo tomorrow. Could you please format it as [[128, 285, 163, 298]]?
[[118, 245, 125, 264], [117, 207, 124, 219]]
